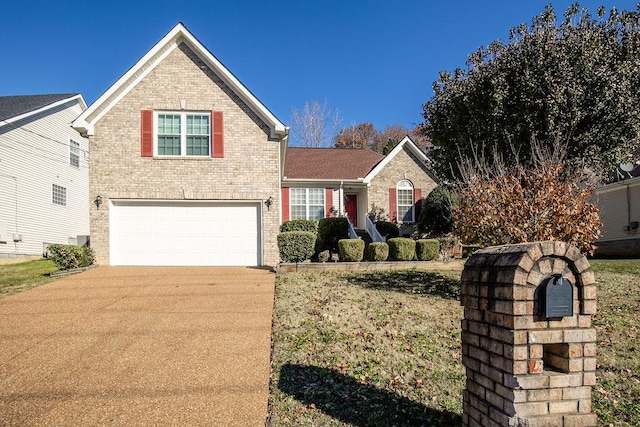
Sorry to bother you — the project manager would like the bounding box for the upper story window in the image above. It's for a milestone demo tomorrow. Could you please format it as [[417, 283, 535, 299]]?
[[69, 139, 80, 167], [397, 180, 414, 223], [52, 184, 66, 206], [156, 112, 210, 157], [291, 188, 325, 220]]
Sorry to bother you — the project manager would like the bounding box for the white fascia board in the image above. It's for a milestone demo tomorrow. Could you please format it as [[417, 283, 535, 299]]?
[[597, 175, 640, 194], [363, 136, 430, 184], [73, 23, 287, 138], [2, 94, 86, 128]]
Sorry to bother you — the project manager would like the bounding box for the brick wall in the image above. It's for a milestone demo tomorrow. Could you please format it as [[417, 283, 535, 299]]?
[[368, 146, 437, 224], [90, 43, 282, 266], [460, 241, 597, 427]]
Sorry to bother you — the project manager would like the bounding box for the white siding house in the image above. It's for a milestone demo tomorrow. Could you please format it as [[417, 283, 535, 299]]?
[[595, 175, 640, 257], [0, 94, 89, 257]]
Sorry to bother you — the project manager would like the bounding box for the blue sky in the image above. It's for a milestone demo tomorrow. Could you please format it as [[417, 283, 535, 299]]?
[[1, 1, 637, 134]]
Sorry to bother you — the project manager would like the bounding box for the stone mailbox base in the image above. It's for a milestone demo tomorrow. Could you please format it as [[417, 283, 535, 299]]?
[[460, 241, 597, 427]]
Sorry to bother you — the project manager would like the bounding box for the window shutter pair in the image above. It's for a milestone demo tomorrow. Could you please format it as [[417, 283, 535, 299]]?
[[389, 187, 422, 223], [280, 187, 333, 222], [140, 110, 224, 157]]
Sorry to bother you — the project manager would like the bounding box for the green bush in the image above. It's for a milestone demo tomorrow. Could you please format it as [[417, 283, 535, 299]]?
[[418, 185, 458, 236], [318, 217, 350, 252], [47, 244, 95, 270], [387, 238, 416, 261], [416, 239, 440, 261], [338, 239, 365, 262], [375, 221, 400, 239], [280, 219, 318, 233], [277, 231, 316, 263], [366, 242, 389, 261]]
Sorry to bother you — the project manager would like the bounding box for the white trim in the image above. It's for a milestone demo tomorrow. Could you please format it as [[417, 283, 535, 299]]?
[[596, 176, 640, 195], [363, 136, 430, 184], [73, 23, 287, 138], [1, 94, 86, 128], [154, 111, 211, 157]]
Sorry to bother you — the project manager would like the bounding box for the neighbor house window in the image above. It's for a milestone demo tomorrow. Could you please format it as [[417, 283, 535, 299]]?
[[156, 112, 210, 156], [52, 184, 66, 206], [397, 180, 414, 222], [290, 188, 325, 220], [69, 140, 80, 167]]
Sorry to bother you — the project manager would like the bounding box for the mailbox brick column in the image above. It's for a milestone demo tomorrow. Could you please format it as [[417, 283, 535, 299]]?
[[460, 241, 597, 427]]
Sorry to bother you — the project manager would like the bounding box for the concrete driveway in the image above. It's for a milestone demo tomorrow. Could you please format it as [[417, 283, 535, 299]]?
[[0, 266, 275, 426]]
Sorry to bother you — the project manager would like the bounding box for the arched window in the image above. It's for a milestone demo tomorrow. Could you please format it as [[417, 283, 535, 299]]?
[[397, 180, 414, 223]]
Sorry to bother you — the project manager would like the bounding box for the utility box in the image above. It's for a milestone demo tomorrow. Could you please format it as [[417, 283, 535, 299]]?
[[460, 241, 597, 426]]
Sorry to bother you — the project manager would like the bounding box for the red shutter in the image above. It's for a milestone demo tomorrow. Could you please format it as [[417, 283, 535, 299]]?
[[325, 188, 333, 218], [414, 188, 422, 223], [141, 110, 153, 157], [281, 187, 290, 222], [389, 188, 397, 223], [212, 111, 224, 158]]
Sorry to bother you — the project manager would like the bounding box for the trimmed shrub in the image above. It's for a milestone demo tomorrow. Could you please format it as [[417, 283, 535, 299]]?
[[277, 231, 316, 263], [317, 217, 350, 252], [47, 244, 95, 270], [366, 242, 389, 261], [280, 219, 318, 233], [387, 237, 416, 261], [375, 221, 400, 239], [416, 239, 440, 261], [338, 239, 365, 262]]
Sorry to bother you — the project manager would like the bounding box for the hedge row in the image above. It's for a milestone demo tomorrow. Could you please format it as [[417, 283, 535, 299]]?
[[277, 219, 452, 263]]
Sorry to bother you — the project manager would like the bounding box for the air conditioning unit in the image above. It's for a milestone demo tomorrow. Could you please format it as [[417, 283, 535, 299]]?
[[12, 234, 22, 242]]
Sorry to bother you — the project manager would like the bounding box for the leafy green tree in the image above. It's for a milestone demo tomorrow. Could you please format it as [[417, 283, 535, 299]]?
[[422, 3, 640, 180]]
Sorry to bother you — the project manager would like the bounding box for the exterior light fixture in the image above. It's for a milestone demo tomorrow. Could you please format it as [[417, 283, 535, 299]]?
[[265, 196, 273, 210], [94, 195, 103, 209]]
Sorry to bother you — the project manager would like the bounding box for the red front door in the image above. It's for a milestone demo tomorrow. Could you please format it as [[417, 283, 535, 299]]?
[[344, 195, 358, 227]]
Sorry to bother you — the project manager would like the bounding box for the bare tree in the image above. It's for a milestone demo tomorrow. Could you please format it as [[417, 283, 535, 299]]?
[[290, 99, 342, 147]]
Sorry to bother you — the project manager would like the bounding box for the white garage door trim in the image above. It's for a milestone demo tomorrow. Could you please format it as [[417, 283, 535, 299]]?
[[109, 199, 262, 266]]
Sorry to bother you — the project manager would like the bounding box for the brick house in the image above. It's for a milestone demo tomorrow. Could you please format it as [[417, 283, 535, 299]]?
[[282, 136, 438, 236], [73, 23, 437, 267], [73, 23, 288, 267]]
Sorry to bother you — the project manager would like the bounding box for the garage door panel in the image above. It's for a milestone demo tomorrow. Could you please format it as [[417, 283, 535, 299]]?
[[110, 201, 260, 266]]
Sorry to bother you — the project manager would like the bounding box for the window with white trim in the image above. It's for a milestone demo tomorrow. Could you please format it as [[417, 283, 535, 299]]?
[[70, 139, 80, 167], [291, 188, 325, 220], [156, 112, 210, 156], [52, 184, 66, 206], [397, 180, 414, 222]]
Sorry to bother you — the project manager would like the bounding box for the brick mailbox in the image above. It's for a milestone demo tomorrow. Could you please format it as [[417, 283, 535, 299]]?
[[460, 241, 597, 427]]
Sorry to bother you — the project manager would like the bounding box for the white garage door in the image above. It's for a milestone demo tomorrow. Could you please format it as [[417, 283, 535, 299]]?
[[110, 201, 261, 266]]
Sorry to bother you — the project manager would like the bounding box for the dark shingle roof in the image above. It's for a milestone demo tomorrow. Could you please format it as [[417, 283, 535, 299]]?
[[0, 94, 78, 122], [284, 147, 385, 180]]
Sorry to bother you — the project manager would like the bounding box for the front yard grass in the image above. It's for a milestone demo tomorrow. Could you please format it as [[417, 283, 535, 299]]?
[[0, 259, 58, 297], [269, 260, 640, 426]]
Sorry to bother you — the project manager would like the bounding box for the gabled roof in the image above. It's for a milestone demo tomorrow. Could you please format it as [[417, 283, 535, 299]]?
[[73, 23, 288, 139], [0, 94, 86, 125], [362, 136, 432, 184], [284, 147, 384, 180]]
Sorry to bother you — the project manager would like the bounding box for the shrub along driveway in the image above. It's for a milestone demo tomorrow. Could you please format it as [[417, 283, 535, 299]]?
[[0, 266, 275, 426]]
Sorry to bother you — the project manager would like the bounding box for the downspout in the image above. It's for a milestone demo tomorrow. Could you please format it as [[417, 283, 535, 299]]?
[[627, 184, 631, 234]]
